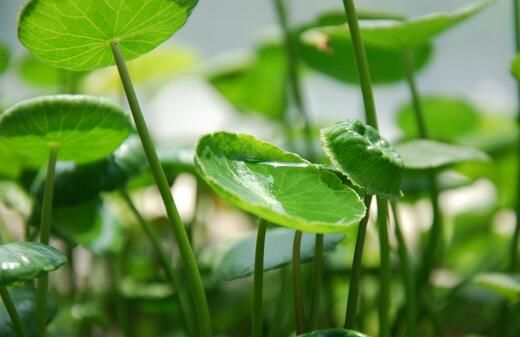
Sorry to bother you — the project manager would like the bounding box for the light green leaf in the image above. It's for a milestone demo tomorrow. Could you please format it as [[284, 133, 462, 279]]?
[[195, 132, 366, 233], [18, 0, 198, 71], [397, 96, 481, 142], [206, 228, 345, 282], [0, 42, 9, 75], [321, 120, 403, 199], [0, 95, 132, 167], [473, 273, 520, 302], [0, 143, 22, 179], [297, 329, 370, 337], [208, 43, 287, 120], [0, 242, 66, 286], [0, 287, 57, 337], [512, 53, 520, 80], [17, 54, 87, 88], [396, 139, 489, 170]]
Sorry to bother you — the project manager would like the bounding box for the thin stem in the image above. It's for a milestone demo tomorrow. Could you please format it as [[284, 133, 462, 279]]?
[[511, 0, 520, 272], [391, 202, 417, 337], [292, 230, 306, 334], [402, 50, 428, 139], [36, 147, 58, 337], [376, 199, 391, 337], [253, 220, 268, 337], [309, 234, 324, 330], [111, 42, 211, 337], [0, 287, 29, 337], [345, 195, 372, 329], [268, 267, 290, 337], [119, 189, 198, 337]]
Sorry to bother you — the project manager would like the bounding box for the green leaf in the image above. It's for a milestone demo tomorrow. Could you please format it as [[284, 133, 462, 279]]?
[[297, 329, 370, 337], [0, 242, 66, 286], [18, 0, 198, 71], [0, 287, 57, 337], [400, 170, 471, 202], [473, 273, 520, 302], [0, 95, 132, 167], [0, 42, 9, 75], [208, 43, 287, 120], [397, 96, 481, 142], [512, 53, 520, 80], [17, 54, 87, 88], [396, 139, 489, 170], [0, 182, 32, 220], [195, 132, 365, 233], [321, 120, 403, 199], [205, 228, 345, 282], [0, 143, 22, 179]]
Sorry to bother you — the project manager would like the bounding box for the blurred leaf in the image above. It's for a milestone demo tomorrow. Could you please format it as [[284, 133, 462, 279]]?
[[396, 139, 489, 170], [0, 42, 9, 75], [298, 329, 370, 337], [0, 143, 22, 179], [321, 120, 403, 199], [17, 54, 87, 88], [195, 132, 366, 233], [119, 278, 173, 299], [473, 273, 520, 302], [401, 170, 471, 202], [511, 52, 520, 80], [206, 228, 344, 282], [208, 43, 287, 120], [0, 182, 32, 219], [458, 114, 518, 155]]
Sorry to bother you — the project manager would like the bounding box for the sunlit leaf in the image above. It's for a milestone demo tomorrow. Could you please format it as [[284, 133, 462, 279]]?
[[297, 329, 370, 337], [321, 120, 403, 199], [473, 273, 520, 302], [0, 242, 66, 286], [195, 132, 365, 233], [0, 143, 22, 179], [0, 95, 132, 166], [18, 0, 198, 71], [512, 53, 520, 80]]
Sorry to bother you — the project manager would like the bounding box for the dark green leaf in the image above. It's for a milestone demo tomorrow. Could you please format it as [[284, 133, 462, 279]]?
[[400, 170, 471, 202], [0, 42, 9, 75], [321, 120, 403, 199], [297, 329, 370, 337], [195, 132, 366, 233]]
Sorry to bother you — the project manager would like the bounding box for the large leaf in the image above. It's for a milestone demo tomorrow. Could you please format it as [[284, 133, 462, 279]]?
[[0, 242, 66, 286], [0, 287, 57, 337], [400, 170, 471, 202], [396, 139, 489, 170], [206, 228, 344, 282], [17, 54, 87, 88], [0, 95, 132, 167], [208, 43, 287, 120], [298, 329, 370, 337], [397, 96, 481, 142], [195, 132, 365, 233], [473, 273, 520, 302], [0, 42, 9, 75], [18, 0, 198, 71], [0, 143, 22, 179], [321, 120, 403, 199]]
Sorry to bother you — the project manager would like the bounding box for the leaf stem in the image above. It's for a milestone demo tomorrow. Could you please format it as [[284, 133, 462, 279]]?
[[119, 188, 198, 337], [0, 287, 29, 337], [344, 195, 372, 329], [110, 42, 211, 337], [511, 0, 520, 272], [36, 147, 58, 337], [309, 233, 324, 330], [293, 230, 306, 334], [376, 199, 391, 337], [253, 219, 268, 337]]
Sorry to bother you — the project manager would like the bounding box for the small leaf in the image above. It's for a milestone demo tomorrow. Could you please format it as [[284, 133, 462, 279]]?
[[206, 228, 345, 282], [321, 120, 403, 199], [0, 95, 132, 166], [17, 54, 87, 88], [0, 42, 9, 75], [297, 329, 370, 337], [18, 0, 198, 71], [0, 287, 57, 337], [396, 139, 489, 170], [473, 273, 520, 302], [195, 132, 366, 233], [0, 242, 66, 286]]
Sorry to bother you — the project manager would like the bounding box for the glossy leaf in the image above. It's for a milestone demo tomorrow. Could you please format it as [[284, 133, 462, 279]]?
[[397, 96, 481, 142], [0, 287, 57, 337], [321, 120, 403, 199], [18, 0, 198, 71], [396, 139, 489, 170], [0, 242, 66, 286], [297, 329, 370, 337], [195, 132, 365, 233], [0, 42, 9, 75], [473, 273, 520, 302], [17, 54, 87, 88], [0, 95, 132, 166], [206, 228, 345, 282]]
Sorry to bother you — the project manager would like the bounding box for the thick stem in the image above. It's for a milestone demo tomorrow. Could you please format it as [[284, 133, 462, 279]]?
[[292, 230, 306, 334], [36, 147, 58, 337], [309, 234, 324, 330], [253, 220, 268, 337], [344, 195, 372, 328], [511, 0, 520, 272], [376, 199, 391, 337], [0, 287, 29, 337], [120, 189, 198, 337], [110, 42, 211, 337]]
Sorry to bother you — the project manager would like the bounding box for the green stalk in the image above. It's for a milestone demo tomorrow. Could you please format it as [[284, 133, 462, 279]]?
[[376, 199, 391, 337], [120, 189, 198, 337], [0, 287, 29, 337], [268, 267, 290, 337], [309, 234, 323, 330], [36, 147, 58, 337], [293, 230, 306, 334], [110, 42, 211, 337], [391, 202, 417, 337], [253, 220, 268, 337], [511, 0, 520, 272], [345, 196, 372, 328]]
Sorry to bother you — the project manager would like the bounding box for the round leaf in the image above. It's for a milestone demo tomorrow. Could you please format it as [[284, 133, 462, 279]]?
[[195, 132, 366, 233], [321, 120, 403, 199], [396, 139, 489, 170], [18, 0, 198, 71], [297, 329, 370, 337], [0, 242, 66, 286], [0, 95, 132, 166], [17, 54, 87, 88]]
